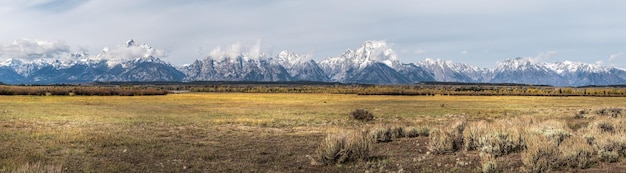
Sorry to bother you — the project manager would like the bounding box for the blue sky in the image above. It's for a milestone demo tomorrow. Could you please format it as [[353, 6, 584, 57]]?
[[1, 0, 625, 68]]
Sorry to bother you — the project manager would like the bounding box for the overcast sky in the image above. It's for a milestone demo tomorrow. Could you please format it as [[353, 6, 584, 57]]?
[[1, 0, 625, 68]]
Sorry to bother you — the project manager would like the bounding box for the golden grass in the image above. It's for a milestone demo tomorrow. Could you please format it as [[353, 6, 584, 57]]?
[[2, 93, 626, 172], [559, 136, 594, 169], [522, 135, 560, 173]]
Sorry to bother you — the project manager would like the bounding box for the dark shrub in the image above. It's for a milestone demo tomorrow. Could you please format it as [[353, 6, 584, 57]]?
[[391, 126, 405, 138], [370, 128, 392, 143], [351, 109, 374, 121]]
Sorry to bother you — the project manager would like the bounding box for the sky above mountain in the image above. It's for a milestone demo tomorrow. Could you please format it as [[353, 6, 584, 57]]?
[[1, 0, 625, 68]]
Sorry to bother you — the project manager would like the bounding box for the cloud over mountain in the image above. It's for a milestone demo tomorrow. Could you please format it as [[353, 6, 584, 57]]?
[[4, 1, 626, 67], [0, 39, 69, 60], [96, 39, 166, 61]]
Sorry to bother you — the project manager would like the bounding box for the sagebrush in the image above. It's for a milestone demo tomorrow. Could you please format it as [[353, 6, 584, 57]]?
[[351, 109, 374, 121], [316, 129, 372, 164]]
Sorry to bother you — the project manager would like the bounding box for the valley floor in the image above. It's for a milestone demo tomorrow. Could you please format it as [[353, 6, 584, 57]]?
[[1, 93, 625, 172]]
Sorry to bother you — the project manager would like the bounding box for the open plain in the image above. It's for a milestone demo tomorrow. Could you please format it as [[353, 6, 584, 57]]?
[[1, 93, 626, 172]]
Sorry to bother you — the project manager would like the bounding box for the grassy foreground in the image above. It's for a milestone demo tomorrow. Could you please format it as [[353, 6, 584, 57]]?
[[1, 93, 625, 172]]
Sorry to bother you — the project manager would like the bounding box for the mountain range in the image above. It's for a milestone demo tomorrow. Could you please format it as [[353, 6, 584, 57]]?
[[1, 40, 626, 86]]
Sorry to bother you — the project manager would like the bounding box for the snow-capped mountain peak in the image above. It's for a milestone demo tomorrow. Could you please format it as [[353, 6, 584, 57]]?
[[318, 41, 409, 83], [417, 58, 487, 82], [419, 58, 453, 69], [546, 61, 609, 74], [352, 40, 400, 68], [1, 58, 23, 68], [70, 50, 88, 59], [130, 56, 168, 65], [494, 57, 541, 71], [126, 39, 135, 47], [1, 39, 626, 86], [275, 50, 305, 67]]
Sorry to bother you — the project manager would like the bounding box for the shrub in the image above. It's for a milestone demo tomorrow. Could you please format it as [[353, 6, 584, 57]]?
[[405, 126, 430, 138], [417, 126, 430, 137], [480, 154, 500, 173], [541, 128, 571, 146], [529, 121, 571, 145], [585, 118, 626, 136], [351, 109, 374, 121], [522, 135, 560, 173], [316, 129, 372, 165], [391, 126, 405, 138], [596, 107, 623, 118], [592, 132, 626, 162], [451, 119, 467, 151], [405, 127, 419, 138], [478, 130, 524, 157], [574, 109, 592, 119], [417, 126, 430, 136], [463, 120, 525, 157], [429, 120, 465, 154], [464, 121, 487, 151], [370, 128, 392, 143], [596, 121, 615, 133], [558, 136, 594, 169], [429, 128, 456, 154]]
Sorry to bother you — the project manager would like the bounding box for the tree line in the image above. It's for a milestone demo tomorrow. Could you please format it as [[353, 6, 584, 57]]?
[[2, 82, 625, 97], [174, 84, 626, 97], [0, 85, 168, 96]]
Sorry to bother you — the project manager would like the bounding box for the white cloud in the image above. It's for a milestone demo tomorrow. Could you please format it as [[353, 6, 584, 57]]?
[[2, 0, 626, 68], [247, 40, 263, 60], [460, 50, 468, 55], [540, 51, 558, 58], [414, 49, 426, 54], [596, 60, 603, 65], [527, 50, 558, 63], [208, 40, 267, 60], [96, 40, 166, 60], [609, 53, 622, 62], [0, 38, 69, 60]]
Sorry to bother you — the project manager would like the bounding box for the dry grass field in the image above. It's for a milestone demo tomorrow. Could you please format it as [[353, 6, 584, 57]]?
[[1, 93, 626, 172]]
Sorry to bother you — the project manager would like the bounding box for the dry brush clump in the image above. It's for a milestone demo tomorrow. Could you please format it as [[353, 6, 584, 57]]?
[[596, 107, 624, 118], [589, 131, 626, 162], [573, 109, 593, 119], [463, 121, 487, 151], [429, 119, 466, 154], [527, 120, 572, 145], [316, 129, 372, 165], [429, 128, 456, 154], [405, 127, 419, 138], [582, 117, 626, 163], [478, 126, 525, 157], [480, 154, 500, 173], [391, 126, 405, 138], [351, 109, 374, 121], [405, 126, 430, 138], [426, 115, 626, 171], [370, 127, 392, 143], [522, 135, 560, 173], [558, 136, 594, 169], [463, 120, 526, 158], [369, 125, 429, 143], [10, 162, 63, 173]]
